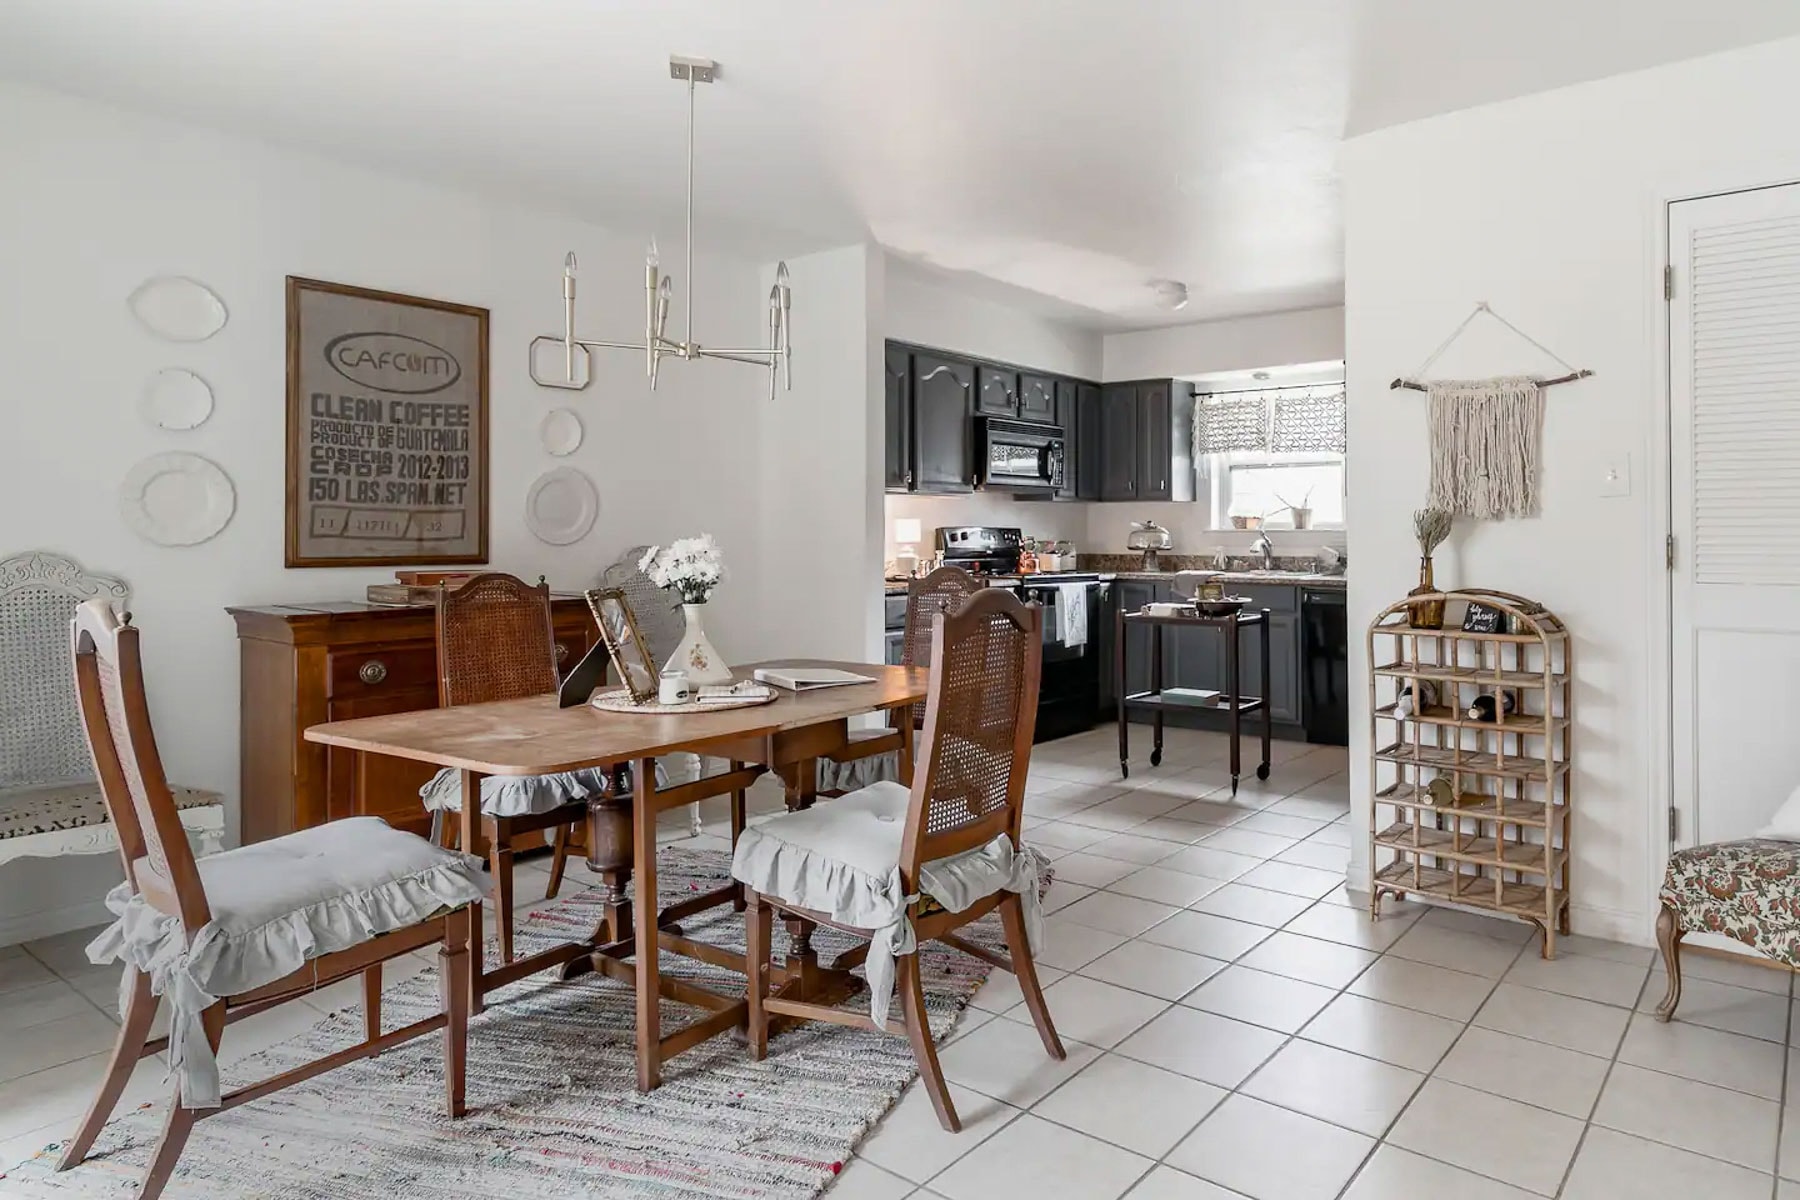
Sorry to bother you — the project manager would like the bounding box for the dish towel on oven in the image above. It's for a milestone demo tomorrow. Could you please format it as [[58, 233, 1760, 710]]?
[[1058, 583, 1088, 648]]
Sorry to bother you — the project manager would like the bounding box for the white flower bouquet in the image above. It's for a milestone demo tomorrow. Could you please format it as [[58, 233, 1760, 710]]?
[[638, 535, 724, 604]]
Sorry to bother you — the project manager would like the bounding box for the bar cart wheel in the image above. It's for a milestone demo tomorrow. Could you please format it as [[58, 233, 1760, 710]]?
[[1149, 749, 1162, 767], [1256, 763, 1270, 781]]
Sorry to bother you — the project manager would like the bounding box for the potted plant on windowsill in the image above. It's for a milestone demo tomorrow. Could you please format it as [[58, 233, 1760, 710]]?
[[1278, 487, 1315, 531]]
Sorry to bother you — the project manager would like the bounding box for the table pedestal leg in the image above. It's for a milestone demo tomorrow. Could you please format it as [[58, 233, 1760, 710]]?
[[562, 765, 635, 982]]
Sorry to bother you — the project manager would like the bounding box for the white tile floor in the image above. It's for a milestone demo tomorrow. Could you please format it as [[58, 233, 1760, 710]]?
[[4, 724, 1798, 1200]]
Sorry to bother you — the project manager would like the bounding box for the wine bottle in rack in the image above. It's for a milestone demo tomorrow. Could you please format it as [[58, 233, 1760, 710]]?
[[1465, 691, 1516, 723]]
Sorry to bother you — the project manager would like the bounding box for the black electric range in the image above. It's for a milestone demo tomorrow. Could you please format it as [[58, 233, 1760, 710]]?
[[935, 527, 1105, 743]]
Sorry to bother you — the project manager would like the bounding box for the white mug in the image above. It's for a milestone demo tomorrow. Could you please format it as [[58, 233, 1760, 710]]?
[[658, 669, 692, 705]]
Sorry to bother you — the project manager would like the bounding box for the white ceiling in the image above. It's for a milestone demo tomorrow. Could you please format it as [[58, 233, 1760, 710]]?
[[4, 0, 1798, 330]]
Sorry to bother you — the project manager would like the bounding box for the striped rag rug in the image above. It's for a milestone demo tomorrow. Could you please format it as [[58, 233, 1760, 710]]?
[[5, 846, 999, 1198]]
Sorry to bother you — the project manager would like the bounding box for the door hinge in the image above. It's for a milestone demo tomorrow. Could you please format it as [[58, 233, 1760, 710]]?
[[1664, 265, 1674, 301], [1668, 807, 1679, 843], [1665, 533, 1676, 570]]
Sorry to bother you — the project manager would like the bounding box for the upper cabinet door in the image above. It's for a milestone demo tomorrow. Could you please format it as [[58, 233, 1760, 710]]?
[[1020, 373, 1056, 422], [1100, 385, 1139, 501], [883, 344, 912, 492], [1076, 382, 1103, 500], [1053, 380, 1080, 499], [976, 366, 1020, 417], [913, 353, 976, 493], [1137, 381, 1173, 501]]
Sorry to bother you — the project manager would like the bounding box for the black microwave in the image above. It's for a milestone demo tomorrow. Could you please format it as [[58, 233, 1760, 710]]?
[[976, 417, 1065, 492]]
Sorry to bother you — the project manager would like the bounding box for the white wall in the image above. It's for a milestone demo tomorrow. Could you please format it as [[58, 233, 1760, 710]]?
[[761, 244, 886, 660], [0, 82, 775, 940], [1102, 305, 1344, 383], [1342, 35, 1800, 943], [884, 259, 1103, 379]]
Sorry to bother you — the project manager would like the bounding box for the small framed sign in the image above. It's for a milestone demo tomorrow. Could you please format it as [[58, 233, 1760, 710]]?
[[1462, 601, 1506, 634]]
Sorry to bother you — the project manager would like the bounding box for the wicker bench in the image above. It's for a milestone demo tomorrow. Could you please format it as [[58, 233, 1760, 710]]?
[[1654, 838, 1800, 1021], [0, 552, 223, 874]]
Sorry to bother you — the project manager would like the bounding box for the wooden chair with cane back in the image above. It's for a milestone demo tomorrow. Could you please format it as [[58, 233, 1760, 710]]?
[[424, 573, 615, 962], [60, 600, 483, 1200], [734, 587, 1063, 1133], [816, 566, 985, 796]]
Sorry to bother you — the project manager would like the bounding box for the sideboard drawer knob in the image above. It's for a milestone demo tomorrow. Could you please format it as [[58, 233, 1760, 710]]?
[[555, 643, 571, 664], [358, 659, 388, 686]]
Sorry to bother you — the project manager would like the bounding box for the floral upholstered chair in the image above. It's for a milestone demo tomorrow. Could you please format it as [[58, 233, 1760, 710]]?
[[0, 552, 223, 871], [1655, 839, 1800, 1020]]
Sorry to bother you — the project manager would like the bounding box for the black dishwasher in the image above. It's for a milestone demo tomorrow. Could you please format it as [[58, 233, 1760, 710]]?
[[1300, 589, 1349, 745]]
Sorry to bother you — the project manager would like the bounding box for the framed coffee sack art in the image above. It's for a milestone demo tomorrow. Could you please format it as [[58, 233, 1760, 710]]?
[[285, 277, 489, 567]]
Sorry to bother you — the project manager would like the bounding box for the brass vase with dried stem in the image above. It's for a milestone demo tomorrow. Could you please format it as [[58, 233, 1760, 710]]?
[[1409, 508, 1453, 628]]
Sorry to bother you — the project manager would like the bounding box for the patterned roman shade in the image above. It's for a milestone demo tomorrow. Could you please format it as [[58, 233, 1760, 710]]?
[[1193, 382, 1347, 457]]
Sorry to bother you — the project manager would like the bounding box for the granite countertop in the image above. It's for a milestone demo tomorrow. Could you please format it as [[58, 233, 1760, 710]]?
[[1104, 570, 1347, 591]]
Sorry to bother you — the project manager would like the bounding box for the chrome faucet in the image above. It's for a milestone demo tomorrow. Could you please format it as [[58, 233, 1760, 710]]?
[[1251, 531, 1275, 571]]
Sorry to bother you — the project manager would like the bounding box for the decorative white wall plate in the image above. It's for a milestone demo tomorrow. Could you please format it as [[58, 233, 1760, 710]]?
[[127, 276, 229, 342], [525, 467, 598, 545], [529, 335, 592, 390], [540, 408, 583, 456], [119, 452, 236, 546], [139, 368, 215, 430]]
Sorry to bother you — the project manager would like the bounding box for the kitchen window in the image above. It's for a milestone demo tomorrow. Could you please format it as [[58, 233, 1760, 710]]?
[[1207, 450, 1346, 529], [1193, 377, 1346, 530]]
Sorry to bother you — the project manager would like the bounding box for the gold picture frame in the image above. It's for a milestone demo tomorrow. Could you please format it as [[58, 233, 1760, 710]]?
[[585, 588, 658, 704]]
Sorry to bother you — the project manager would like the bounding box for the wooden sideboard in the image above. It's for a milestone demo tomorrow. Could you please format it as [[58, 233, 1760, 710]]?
[[228, 597, 596, 845]]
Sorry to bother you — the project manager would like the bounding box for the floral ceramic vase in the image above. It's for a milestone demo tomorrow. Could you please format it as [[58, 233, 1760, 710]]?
[[668, 602, 732, 685]]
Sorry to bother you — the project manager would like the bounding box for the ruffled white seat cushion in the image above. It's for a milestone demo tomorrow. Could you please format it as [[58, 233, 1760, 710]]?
[[87, 817, 488, 1110], [730, 780, 1044, 1028], [816, 730, 913, 794], [419, 754, 694, 817], [419, 765, 611, 818]]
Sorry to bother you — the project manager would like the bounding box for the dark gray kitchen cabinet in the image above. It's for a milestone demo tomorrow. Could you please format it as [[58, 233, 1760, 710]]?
[[912, 352, 976, 493], [1256, 613, 1301, 724], [1076, 382, 1103, 500], [976, 366, 1020, 417], [1020, 373, 1056, 422], [1138, 381, 1175, 501], [1114, 579, 1159, 701], [1053, 380, 1080, 499], [1099, 385, 1140, 501], [1093, 380, 1196, 504], [883, 344, 912, 493]]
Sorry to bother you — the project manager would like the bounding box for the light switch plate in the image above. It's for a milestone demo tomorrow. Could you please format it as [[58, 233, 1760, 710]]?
[[1599, 453, 1631, 498]]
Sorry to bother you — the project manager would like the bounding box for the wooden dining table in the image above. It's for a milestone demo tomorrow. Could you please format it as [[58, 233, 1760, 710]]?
[[303, 659, 927, 1091]]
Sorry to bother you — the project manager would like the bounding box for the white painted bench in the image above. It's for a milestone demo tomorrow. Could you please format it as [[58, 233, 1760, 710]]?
[[0, 552, 223, 868]]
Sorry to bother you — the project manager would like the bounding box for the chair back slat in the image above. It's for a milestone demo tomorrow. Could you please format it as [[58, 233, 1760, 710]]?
[[900, 589, 1041, 877], [436, 574, 558, 708], [70, 600, 210, 928], [900, 567, 983, 729]]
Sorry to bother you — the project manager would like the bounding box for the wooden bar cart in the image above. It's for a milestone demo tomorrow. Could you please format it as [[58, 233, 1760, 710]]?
[[1117, 606, 1272, 794]]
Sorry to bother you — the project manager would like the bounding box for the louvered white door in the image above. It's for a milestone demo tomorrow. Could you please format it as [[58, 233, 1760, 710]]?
[[1670, 184, 1800, 852]]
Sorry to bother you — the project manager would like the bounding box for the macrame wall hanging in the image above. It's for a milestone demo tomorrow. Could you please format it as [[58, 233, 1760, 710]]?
[[1390, 303, 1593, 520]]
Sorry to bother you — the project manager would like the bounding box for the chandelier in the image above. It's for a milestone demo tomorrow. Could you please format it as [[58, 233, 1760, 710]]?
[[530, 56, 792, 398]]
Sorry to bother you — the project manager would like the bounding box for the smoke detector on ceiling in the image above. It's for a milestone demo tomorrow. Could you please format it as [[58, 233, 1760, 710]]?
[[1151, 279, 1189, 311]]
